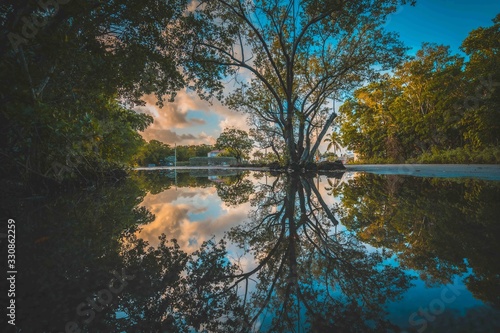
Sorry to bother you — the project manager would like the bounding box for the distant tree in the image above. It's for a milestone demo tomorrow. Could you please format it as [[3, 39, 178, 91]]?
[[215, 128, 253, 163], [133, 140, 173, 166], [194, 144, 215, 157]]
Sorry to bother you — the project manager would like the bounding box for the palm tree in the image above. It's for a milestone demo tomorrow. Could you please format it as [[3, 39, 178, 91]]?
[[324, 131, 342, 156]]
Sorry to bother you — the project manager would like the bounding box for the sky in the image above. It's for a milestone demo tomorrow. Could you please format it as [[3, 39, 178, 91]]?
[[135, 0, 500, 148]]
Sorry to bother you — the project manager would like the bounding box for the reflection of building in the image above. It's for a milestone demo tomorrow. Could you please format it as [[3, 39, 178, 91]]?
[[208, 175, 224, 183], [207, 150, 222, 158], [164, 155, 176, 166], [189, 156, 237, 166]]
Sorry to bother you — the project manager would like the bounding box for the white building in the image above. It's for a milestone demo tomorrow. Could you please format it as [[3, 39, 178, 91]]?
[[207, 150, 222, 158]]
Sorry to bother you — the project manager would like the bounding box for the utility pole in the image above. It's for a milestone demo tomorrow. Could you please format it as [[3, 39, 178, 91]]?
[[174, 142, 177, 189]]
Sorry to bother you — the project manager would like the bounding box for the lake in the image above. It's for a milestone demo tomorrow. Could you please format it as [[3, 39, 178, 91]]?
[[3, 169, 500, 332]]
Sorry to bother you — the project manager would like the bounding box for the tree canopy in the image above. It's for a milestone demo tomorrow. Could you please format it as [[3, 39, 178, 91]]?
[[338, 15, 500, 163], [185, 0, 415, 168], [0, 0, 197, 186]]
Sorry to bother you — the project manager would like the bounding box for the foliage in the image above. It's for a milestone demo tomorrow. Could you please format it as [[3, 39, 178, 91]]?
[[339, 15, 500, 163], [189, 156, 237, 166], [324, 130, 342, 154], [408, 146, 500, 164], [3, 174, 248, 332], [133, 141, 215, 166], [215, 128, 254, 163], [186, 0, 415, 167], [214, 173, 254, 206], [0, 0, 225, 187], [133, 140, 173, 166]]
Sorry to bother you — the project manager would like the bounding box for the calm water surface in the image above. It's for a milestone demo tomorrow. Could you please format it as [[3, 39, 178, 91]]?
[[2, 169, 500, 332]]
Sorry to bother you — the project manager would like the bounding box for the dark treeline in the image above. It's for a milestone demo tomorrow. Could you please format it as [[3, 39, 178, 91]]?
[[0, 0, 221, 190], [339, 15, 500, 164]]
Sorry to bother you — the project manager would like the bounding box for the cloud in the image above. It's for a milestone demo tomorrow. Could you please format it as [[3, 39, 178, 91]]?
[[142, 128, 194, 142], [134, 89, 250, 145], [141, 129, 217, 146], [135, 93, 207, 129]]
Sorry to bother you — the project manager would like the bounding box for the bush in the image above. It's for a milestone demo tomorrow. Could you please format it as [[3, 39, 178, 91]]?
[[267, 161, 282, 170], [317, 160, 346, 170], [411, 146, 500, 164], [189, 156, 237, 166]]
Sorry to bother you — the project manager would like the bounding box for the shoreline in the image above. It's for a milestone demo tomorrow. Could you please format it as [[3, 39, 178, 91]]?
[[344, 164, 500, 180], [134, 164, 500, 180]]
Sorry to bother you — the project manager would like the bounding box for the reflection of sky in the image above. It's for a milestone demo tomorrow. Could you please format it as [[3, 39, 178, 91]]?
[[137, 186, 252, 254], [386, 273, 485, 330], [135, 172, 497, 330]]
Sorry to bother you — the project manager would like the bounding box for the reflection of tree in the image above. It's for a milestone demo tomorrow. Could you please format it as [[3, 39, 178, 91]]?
[[3, 178, 244, 332], [132, 170, 253, 198], [2, 178, 151, 332], [337, 174, 500, 307], [225, 174, 412, 332], [114, 236, 244, 332], [215, 172, 254, 206], [132, 170, 215, 194]]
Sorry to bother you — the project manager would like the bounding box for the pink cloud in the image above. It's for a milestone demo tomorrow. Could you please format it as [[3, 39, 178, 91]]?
[[134, 89, 249, 145]]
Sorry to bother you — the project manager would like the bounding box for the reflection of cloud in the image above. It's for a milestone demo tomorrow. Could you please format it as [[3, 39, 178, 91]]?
[[136, 186, 251, 253], [133, 173, 267, 302]]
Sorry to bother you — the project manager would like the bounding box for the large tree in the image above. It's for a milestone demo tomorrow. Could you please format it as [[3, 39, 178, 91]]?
[[185, 0, 414, 168]]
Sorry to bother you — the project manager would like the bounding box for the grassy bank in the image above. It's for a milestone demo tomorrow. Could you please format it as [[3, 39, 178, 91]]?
[[353, 147, 500, 164]]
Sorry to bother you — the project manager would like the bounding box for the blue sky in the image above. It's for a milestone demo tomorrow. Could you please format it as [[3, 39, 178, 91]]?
[[387, 0, 500, 54], [139, 1, 500, 146]]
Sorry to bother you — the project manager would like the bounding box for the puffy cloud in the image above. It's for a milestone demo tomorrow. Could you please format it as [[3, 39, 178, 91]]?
[[134, 93, 206, 129], [135, 89, 249, 145], [141, 128, 198, 144]]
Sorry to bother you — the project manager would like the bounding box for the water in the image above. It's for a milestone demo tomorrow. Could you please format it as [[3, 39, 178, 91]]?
[[2, 169, 500, 332]]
